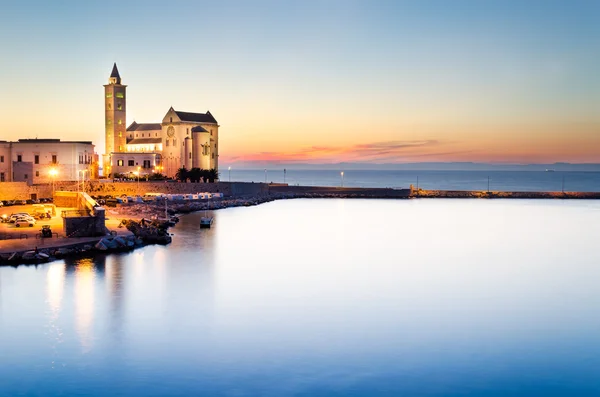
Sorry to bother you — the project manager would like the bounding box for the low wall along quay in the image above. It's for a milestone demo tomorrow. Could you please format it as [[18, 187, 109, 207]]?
[[1, 180, 599, 202]]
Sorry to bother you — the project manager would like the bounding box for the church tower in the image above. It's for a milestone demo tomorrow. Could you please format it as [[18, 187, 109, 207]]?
[[103, 63, 127, 176]]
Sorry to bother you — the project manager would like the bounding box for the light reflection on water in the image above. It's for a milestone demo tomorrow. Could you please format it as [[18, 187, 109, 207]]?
[[1, 199, 600, 396]]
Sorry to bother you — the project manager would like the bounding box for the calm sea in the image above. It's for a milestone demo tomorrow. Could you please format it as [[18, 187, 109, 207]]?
[[2, 199, 600, 396], [228, 169, 600, 192]]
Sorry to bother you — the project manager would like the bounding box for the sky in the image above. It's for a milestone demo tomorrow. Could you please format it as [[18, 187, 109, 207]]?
[[0, 0, 598, 166]]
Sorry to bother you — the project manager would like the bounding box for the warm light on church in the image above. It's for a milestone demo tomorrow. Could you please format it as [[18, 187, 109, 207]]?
[[103, 63, 220, 178]]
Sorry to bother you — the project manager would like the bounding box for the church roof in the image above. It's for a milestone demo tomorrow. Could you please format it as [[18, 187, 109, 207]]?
[[110, 63, 121, 80], [17, 138, 93, 145], [127, 122, 162, 132], [127, 138, 162, 145], [174, 110, 218, 124], [191, 126, 208, 133]]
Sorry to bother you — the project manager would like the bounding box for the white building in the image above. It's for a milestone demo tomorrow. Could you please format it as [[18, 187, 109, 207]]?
[[103, 64, 220, 178], [0, 139, 96, 185]]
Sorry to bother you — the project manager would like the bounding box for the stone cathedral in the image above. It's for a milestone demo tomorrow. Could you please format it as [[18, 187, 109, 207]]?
[[103, 63, 219, 178]]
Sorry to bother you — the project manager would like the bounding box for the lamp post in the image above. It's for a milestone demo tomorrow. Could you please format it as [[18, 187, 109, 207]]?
[[264, 169, 267, 183], [341, 171, 344, 187], [487, 176, 490, 193], [79, 169, 88, 194], [49, 168, 58, 195], [284, 168, 286, 183], [135, 167, 140, 194], [228, 166, 231, 182]]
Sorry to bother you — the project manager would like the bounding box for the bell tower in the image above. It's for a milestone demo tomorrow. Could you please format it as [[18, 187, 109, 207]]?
[[103, 63, 127, 177]]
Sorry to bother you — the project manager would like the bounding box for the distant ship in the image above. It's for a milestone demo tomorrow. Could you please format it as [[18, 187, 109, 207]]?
[[545, 169, 555, 172]]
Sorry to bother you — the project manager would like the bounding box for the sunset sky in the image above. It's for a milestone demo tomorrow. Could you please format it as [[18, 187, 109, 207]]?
[[0, 0, 598, 166]]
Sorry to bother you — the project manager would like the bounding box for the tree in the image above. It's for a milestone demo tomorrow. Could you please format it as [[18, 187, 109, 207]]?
[[188, 168, 202, 183], [207, 168, 219, 183], [175, 167, 188, 182], [148, 172, 167, 181]]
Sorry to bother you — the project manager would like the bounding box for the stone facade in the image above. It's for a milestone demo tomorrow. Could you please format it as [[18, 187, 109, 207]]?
[[104, 64, 219, 178], [103, 63, 127, 177], [0, 139, 96, 184]]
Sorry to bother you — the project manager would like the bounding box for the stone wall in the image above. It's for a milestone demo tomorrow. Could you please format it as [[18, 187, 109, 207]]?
[[77, 181, 269, 197], [0, 182, 50, 200], [54, 191, 79, 208], [0, 181, 271, 200], [268, 185, 412, 198]]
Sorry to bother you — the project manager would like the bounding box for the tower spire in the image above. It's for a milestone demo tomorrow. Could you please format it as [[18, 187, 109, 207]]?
[[109, 63, 121, 84]]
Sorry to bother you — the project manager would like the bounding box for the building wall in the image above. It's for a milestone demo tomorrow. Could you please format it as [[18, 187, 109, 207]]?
[[158, 109, 219, 177], [0, 143, 11, 183], [10, 141, 95, 182], [111, 152, 161, 175], [127, 128, 162, 142], [12, 162, 33, 185]]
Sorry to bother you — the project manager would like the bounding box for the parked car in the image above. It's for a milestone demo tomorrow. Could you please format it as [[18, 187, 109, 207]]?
[[14, 218, 35, 227], [9, 213, 31, 223]]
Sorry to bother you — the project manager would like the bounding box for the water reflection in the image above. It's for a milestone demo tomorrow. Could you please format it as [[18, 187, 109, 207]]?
[[45, 263, 66, 369], [4, 200, 600, 396], [106, 253, 125, 340], [72, 258, 96, 352], [46, 263, 65, 316]]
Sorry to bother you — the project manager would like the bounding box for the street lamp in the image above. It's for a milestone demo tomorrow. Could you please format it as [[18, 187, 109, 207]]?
[[228, 166, 231, 182], [264, 169, 267, 183], [49, 168, 58, 195], [135, 167, 140, 194], [341, 171, 344, 187], [79, 169, 88, 193]]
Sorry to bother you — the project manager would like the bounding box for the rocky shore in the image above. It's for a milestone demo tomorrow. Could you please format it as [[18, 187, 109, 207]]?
[[0, 219, 172, 267], [109, 189, 600, 221], [412, 190, 600, 199], [0, 235, 143, 267]]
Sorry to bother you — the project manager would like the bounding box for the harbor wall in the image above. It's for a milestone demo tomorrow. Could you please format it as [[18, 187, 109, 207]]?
[[268, 185, 412, 198]]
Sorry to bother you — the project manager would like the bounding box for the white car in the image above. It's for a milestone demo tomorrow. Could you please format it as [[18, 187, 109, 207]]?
[[14, 218, 35, 227], [9, 213, 30, 223]]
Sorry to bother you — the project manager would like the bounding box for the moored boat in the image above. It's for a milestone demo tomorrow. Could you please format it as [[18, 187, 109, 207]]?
[[200, 217, 213, 228]]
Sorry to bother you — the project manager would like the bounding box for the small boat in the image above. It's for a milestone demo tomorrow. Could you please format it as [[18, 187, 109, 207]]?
[[200, 204, 213, 228], [200, 216, 213, 228], [545, 169, 555, 172]]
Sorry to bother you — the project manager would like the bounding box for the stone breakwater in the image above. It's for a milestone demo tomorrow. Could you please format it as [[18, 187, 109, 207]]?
[[108, 191, 413, 219], [0, 235, 143, 266], [0, 219, 172, 267], [413, 190, 600, 199], [120, 219, 173, 245], [109, 189, 600, 221]]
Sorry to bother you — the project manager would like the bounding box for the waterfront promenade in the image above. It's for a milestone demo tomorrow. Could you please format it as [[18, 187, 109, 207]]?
[[0, 204, 133, 255], [1, 184, 599, 262]]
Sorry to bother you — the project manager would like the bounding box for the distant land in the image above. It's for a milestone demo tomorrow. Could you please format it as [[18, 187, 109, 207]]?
[[228, 162, 600, 172]]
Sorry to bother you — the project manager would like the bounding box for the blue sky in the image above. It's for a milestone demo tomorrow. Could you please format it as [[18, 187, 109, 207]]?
[[1, 0, 598, 164]]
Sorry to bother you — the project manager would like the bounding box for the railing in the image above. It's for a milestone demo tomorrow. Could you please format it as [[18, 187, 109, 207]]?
[[35, 232, 60, 239], [0, 233, 29, 240]]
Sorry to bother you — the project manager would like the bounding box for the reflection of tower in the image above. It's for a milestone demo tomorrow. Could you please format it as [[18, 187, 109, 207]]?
[[46, 263, 66, 315], [73, 258, 96, 352], [103, 63, 127, 177], [106, 254, 125, 339], [45, 263, 66, 368]]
